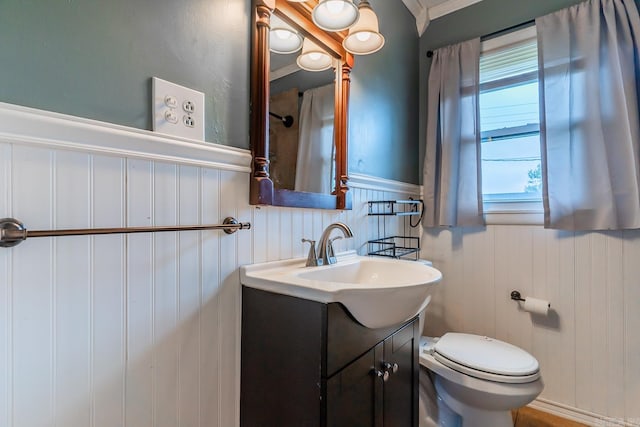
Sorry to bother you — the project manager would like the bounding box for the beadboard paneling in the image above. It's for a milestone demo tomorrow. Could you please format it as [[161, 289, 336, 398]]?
[[0, 143, 10, 427], [421, 226, 640, 424], [623, 233, 640, 421], [91, 155, 126, 427], [0, 122, 419, 427], [10, 100, 638, 426], [54, 151, 92, 427]]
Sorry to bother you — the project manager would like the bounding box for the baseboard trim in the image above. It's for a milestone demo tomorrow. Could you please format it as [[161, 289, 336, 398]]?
[[0, 102, 252, 172], [530, 398, 640, 427]]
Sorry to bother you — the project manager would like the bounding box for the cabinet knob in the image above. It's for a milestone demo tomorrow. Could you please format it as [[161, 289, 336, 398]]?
[[371, 368, 390, 382], [383, 362, 399, 374]]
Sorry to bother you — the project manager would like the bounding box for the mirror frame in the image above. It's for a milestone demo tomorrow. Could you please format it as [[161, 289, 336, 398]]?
[[250, 0, 353, 210]]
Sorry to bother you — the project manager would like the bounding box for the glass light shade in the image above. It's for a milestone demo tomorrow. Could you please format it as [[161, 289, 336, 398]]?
[[312, 0, 359, 32], [269, 14, 303, 54], [296, 38, 333, 72], [343, 0, 384, 55]]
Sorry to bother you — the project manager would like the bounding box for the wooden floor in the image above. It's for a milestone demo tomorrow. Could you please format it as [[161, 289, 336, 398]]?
[[512, 407, 588, 427]]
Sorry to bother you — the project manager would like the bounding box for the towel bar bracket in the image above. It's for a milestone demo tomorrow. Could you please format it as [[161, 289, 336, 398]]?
[[0, 216, 251, 248], [0, 218, 25, 248]]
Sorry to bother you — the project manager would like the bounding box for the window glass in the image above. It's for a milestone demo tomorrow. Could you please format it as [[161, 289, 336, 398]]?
[[479, 27, 542, 205]]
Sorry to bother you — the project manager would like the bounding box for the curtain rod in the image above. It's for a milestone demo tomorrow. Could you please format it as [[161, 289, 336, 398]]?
[[269, 111, 294, 128], [426, 19, 535, 58], [482, 19, 535, 41]]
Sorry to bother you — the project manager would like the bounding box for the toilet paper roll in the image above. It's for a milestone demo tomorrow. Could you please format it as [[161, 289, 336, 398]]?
[[523, 297, 550, 315]]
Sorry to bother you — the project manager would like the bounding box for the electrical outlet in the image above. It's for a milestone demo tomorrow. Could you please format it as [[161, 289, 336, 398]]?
[[183, 100, 195, 113], [152, 77, 204, 140], [164, 95, 178, 109], [165, 110, 179, 124], [183, 115, 195, 128]]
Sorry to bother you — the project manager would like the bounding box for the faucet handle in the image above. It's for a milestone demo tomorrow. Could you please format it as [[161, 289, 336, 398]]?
[[326, 236, 343, 263], [301, 238, 320, 267]]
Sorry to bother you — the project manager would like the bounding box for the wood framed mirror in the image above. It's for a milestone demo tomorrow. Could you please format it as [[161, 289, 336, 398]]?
[[250, 0, 353, 210]]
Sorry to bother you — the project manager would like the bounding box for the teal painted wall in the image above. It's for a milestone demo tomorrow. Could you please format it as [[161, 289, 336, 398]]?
[[0, 0, 421, 185], [417, 0, 590, 183], [5, 0, 635, 186], [0, 0, 250, 147], [349, 0, 420, 184]]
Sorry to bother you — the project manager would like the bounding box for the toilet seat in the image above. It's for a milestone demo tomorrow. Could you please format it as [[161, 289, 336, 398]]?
[[430, 333, 540, 384]]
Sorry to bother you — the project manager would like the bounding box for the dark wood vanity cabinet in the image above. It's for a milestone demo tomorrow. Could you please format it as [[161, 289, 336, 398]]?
[[241, 287, 419, 427]]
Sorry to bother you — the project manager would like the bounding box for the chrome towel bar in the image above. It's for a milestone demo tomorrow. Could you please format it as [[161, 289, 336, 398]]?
[[0, 217, 251, 248]]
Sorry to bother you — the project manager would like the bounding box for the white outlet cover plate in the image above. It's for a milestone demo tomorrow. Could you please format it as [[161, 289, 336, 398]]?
[[152, 77, 205, 141]]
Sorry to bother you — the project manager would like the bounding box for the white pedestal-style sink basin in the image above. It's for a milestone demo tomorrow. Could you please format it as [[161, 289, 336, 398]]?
[[240, 251, 442, 329]]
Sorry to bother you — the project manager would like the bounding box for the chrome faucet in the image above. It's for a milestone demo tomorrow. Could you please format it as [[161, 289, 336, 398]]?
[[302, 222, 354, 267], [317, 222, 354, 266]]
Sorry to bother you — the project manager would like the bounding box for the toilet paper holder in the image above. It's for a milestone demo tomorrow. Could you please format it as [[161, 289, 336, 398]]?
[[510, 291, 552, 316], [510, 290, 551, 307], [510, 290, 526, 302]]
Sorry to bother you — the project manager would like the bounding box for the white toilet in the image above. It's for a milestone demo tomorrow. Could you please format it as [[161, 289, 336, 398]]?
[[417, 332, 544, 427]]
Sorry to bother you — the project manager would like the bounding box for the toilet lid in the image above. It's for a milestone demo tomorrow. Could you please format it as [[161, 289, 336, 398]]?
[[433, 333, 540, 384]]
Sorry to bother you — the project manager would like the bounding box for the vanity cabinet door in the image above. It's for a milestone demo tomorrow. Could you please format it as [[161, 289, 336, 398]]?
[[241, 287, 325, 427], [241, 287, 419, 427], [326, 343, 384, 427], [383, 321, 419, 427], [325, 319, 418, 427]]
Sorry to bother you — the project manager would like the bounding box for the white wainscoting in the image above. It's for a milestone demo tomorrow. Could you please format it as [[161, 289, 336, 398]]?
[[421, 226, 640, 426], [0, 103, 420, 427]]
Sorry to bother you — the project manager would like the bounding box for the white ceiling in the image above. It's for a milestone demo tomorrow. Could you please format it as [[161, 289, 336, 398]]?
[[401, 0, 484, 35]]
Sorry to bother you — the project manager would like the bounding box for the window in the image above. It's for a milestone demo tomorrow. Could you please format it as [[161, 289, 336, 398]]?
[[479, 26, 543, 222]]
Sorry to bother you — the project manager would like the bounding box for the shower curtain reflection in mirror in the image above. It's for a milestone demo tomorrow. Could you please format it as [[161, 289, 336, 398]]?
[[269, 83, 335, 194], [295, 83, 336, 194]]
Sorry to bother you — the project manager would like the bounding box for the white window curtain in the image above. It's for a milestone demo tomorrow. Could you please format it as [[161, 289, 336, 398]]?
[[423, 38, 484, 227], [537, 0, 640, 230], [295, 83, 335, 194]]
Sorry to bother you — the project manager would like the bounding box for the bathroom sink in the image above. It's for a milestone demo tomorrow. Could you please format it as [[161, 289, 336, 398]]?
[[240, 251, 442, 329]]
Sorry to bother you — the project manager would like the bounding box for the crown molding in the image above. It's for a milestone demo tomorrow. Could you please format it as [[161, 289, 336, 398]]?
[[401, 0, 484, 36], [401, 0, 431, 35], [428, 0, 483, 20]]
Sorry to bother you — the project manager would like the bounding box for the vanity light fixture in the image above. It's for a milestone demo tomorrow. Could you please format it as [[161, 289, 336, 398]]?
[[270, 14, 303, 54], [296, 38, 334, 72], [312, 0, 359, 32], [342, 0, 384, 55]]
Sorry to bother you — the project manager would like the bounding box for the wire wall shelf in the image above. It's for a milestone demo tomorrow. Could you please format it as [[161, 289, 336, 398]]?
[[367, 236, 420, 259], [367, 200, 422, 261], [367, 200, 423, 216]]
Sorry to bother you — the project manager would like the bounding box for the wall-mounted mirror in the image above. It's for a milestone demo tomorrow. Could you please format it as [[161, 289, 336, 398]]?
[[250, 0, 353, 209], [269, 55, 335, 195]]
